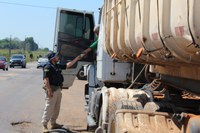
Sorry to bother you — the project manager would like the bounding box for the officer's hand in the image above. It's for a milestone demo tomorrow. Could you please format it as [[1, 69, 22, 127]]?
[[76, 54, 83, 60], [47, 90, 53, 98]]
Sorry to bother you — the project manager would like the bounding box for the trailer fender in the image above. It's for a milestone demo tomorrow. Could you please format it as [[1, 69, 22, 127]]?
[[100, 86, 110, 129]]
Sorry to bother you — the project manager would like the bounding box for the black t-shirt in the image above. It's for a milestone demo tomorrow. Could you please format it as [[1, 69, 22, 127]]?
[[43, 62, 66, 86]]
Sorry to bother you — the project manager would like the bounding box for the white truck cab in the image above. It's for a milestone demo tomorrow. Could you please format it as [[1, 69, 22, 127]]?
[[53, 7, 96, 88]]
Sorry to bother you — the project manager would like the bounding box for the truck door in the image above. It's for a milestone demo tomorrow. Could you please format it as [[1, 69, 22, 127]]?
[[54, 8, 95, 88]]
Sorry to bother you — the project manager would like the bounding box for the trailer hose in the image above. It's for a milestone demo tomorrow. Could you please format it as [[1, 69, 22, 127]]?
[[127, 64, 147, 89]]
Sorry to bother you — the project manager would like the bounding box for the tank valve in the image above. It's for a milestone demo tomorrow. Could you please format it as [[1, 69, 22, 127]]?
[[136, 47, 143, 58]]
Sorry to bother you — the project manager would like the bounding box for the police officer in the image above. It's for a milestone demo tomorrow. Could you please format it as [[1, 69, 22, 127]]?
[[41, 52, 81, 133]]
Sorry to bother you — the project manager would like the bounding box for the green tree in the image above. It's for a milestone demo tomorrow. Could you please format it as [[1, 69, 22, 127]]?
[[12, 37, 22, 49], [24, 37, 38, 51], [0, 37, 46, 52], [0, 38, 10, 49], [44, 48, 49, 51], [0, 37, 22, 49]]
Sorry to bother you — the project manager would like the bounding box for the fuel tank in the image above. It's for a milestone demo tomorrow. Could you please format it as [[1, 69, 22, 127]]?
[[103, 0, 200, 66]]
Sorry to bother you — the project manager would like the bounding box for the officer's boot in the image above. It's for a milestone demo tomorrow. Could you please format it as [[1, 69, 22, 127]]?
[[50, 123, 63, 129], [42, 125, 49, 133]]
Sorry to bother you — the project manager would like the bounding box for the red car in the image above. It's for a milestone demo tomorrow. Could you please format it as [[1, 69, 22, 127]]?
[[0, 56, 8, 71]]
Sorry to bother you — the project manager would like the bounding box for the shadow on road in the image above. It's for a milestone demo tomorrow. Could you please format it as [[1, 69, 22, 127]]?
[[49, 127, 75, 133], [49, 127, 92, 133]]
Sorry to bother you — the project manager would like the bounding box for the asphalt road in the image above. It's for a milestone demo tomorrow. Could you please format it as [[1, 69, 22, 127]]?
[[0, 62, 90, 133]]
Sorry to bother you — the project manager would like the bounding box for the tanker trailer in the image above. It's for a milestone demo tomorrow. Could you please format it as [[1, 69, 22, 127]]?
[[53, 1, 200, 133], [93, 0, 200, 133]]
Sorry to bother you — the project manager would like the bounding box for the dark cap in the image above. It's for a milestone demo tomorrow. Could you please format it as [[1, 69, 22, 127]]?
[[46, 52, 58, 60]]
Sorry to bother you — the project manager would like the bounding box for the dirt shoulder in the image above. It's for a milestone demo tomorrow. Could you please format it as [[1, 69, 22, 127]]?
[[58, 79, 92, 133]]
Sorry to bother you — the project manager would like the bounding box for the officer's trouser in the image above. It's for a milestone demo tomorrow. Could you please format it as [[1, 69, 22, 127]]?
[[41, 87, 62, 126]]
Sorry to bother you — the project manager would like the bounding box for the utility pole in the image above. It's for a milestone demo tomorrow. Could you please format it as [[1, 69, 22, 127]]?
[[9, 35, 11, 57], [23, 42, 26, 54], [23, 36, 26, 54]]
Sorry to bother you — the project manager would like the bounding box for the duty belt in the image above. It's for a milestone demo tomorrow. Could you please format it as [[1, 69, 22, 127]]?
[[51, 85, 61, 92]]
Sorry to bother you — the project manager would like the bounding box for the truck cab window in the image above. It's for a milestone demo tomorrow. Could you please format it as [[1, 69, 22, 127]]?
[[59, 12, 83, 37], [56, 9, 95, 63]]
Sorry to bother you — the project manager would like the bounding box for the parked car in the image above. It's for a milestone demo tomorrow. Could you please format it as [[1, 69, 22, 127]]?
[[10, 54, 26, 68], [0, 56, 8, 71], [37, 57, 49, 68]]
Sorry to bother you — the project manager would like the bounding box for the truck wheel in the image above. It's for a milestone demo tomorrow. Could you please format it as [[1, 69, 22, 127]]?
[[77, 67, 87, 80], [22, 65, 26, 68], [108, 100, 143, 133]]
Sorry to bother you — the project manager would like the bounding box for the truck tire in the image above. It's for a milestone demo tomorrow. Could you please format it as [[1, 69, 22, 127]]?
[[77, 67, 87, 80], [108, 100, 143, 133]]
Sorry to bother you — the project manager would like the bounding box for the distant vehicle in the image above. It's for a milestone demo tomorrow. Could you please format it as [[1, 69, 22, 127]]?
[[10, 54, 26, 68], [0, 56, 8, 71], [37, 57, 49, 68]]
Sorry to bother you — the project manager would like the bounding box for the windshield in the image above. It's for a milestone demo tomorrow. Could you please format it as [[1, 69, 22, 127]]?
[[59, 11, 83, 37], [55, 9, 95, 62], [12, 55, 23, 59], [38, 58, 48, 62], [0, 57, 6, 61], [59, 11, 94, 40]]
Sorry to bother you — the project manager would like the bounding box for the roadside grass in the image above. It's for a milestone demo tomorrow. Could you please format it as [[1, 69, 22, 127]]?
[[0, 49, 49, 62]]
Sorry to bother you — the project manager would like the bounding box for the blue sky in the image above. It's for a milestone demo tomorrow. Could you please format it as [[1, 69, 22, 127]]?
[[0, 0, 103, 50]]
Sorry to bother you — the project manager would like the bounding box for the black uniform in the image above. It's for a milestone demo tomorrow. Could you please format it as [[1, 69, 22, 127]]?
[[43, 62, 66, 90]]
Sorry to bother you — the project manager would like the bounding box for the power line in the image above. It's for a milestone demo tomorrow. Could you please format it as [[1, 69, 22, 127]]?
[[0, 1, 56, 9]]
